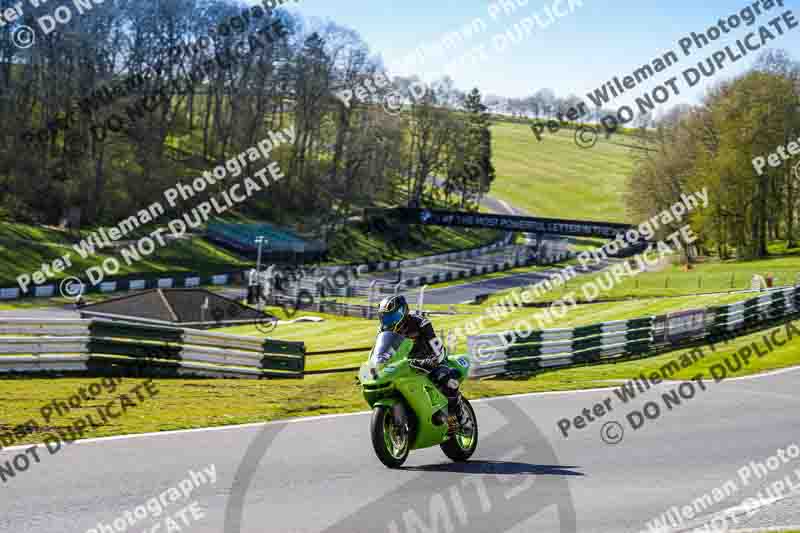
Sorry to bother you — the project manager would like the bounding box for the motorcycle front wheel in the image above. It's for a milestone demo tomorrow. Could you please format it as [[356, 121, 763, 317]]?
[[370, 405, 410, 468]]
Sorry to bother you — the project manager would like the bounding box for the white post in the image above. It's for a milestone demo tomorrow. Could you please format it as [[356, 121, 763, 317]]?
[[446, 329, 457, 355], [417, 284, 428, 313], [368, 280, 377, 304], [255, 236, 265, 274], [201, 296, 209, 322], [264, 265, 275, 300]]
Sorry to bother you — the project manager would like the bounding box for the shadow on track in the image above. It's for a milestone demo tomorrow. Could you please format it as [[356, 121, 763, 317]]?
[[402, 460, 584, 477]]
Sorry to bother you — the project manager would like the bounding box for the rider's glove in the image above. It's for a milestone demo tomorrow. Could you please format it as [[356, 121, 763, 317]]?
[[409, 357, 439, 371]]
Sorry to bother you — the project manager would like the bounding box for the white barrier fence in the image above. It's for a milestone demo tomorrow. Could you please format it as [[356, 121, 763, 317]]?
[[0, 318, 304, 379]]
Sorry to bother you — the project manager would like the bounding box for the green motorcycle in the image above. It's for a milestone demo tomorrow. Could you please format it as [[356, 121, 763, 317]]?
[[358, 331, 479, 468]]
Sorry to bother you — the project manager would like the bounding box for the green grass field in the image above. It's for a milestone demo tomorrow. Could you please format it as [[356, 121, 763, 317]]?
[[488, 120, 638, 221], [526, 251, 800, 301]]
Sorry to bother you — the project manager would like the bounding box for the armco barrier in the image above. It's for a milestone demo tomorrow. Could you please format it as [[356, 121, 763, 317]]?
[[0, 236, 514, 303], [352, 235, 512, 274], [276, 242, 541, 300], [707, 286, 799, 336], [0, 318, 304, 379], [468, 318, 654, 378], [467, 286, 800, 378], [0, 270, 243, 301]]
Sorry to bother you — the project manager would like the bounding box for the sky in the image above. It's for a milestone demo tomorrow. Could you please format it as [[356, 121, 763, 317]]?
[[263, 0, 800, 115]]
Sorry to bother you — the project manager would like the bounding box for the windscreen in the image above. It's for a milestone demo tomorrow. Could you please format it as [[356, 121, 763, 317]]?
[[370, 331, 406, 364]]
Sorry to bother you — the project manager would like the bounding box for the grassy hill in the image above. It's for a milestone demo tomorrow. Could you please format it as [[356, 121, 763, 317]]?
[[0, 221, 252, 288], [488, 120, 639, 221], [0, 220, 500, 289]]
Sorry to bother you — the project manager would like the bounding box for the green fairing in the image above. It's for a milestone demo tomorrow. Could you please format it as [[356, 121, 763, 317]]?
[[359, 332, 471, 450]]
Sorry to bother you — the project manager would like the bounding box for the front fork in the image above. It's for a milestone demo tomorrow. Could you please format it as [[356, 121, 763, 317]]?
[[392, 402, 408, 428]]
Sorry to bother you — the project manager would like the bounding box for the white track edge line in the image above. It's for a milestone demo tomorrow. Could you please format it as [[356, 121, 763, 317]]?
[[2, 365, 800, 453], [730, 527, 800, 532]]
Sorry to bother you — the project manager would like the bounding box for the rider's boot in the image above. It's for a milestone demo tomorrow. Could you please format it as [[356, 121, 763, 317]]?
[[455, 396, 470, 427], [447, 395, 470, 435]]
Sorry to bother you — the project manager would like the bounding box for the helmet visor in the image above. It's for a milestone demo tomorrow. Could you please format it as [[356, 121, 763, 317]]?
[[379, 308, 404, 331]]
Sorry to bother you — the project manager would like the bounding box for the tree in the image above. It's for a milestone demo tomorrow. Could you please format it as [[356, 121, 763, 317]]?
[[462, 87, 495, 207], [626, 53, 800, 262]]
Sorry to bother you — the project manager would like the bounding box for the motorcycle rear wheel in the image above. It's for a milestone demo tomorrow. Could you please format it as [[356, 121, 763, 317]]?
[[371, 405, 410, 468], [440, 398, 478, 462]]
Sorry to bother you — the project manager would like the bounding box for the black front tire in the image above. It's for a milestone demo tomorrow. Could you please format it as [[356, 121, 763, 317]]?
[[371, 406, 410, 468], [440, 398, 478, 462]]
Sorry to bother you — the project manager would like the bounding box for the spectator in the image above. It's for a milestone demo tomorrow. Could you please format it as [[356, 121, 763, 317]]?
[[246, 268, 258, 304], [246, 284, 257, 304], [751, 274, 766, 291], [766, 272, 774, 288]]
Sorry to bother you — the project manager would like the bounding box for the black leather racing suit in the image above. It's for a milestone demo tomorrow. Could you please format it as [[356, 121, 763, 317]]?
[[393, 312, 462, 412]]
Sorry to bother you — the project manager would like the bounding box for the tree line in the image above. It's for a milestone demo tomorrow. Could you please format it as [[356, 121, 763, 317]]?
[[0, 0, 494, 244], [484, 89, 655, 131], [626, 49, 799, 260]]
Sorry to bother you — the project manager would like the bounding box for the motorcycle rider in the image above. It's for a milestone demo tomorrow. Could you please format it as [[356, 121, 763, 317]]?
[[377, 295, 470, 431]]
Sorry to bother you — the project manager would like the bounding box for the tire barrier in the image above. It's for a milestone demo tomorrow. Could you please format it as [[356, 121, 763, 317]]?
[[0, 235, 525, 302], [0, 271, 243, 301], [353, 237, 510, 274], [276, 243, 551, 300], [468, 318, 654, 378], [0, 318, 304, 379], [467, 286, 800, 378], [707, 286, 799, 337]]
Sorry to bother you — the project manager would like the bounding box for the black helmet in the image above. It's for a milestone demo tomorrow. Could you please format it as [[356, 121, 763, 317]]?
[[377, 295, 409, 332]]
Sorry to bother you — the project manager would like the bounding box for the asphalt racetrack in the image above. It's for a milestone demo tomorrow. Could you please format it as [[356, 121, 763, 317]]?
[[406, 259, 617, 305], [4, 367, 800, 533]]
